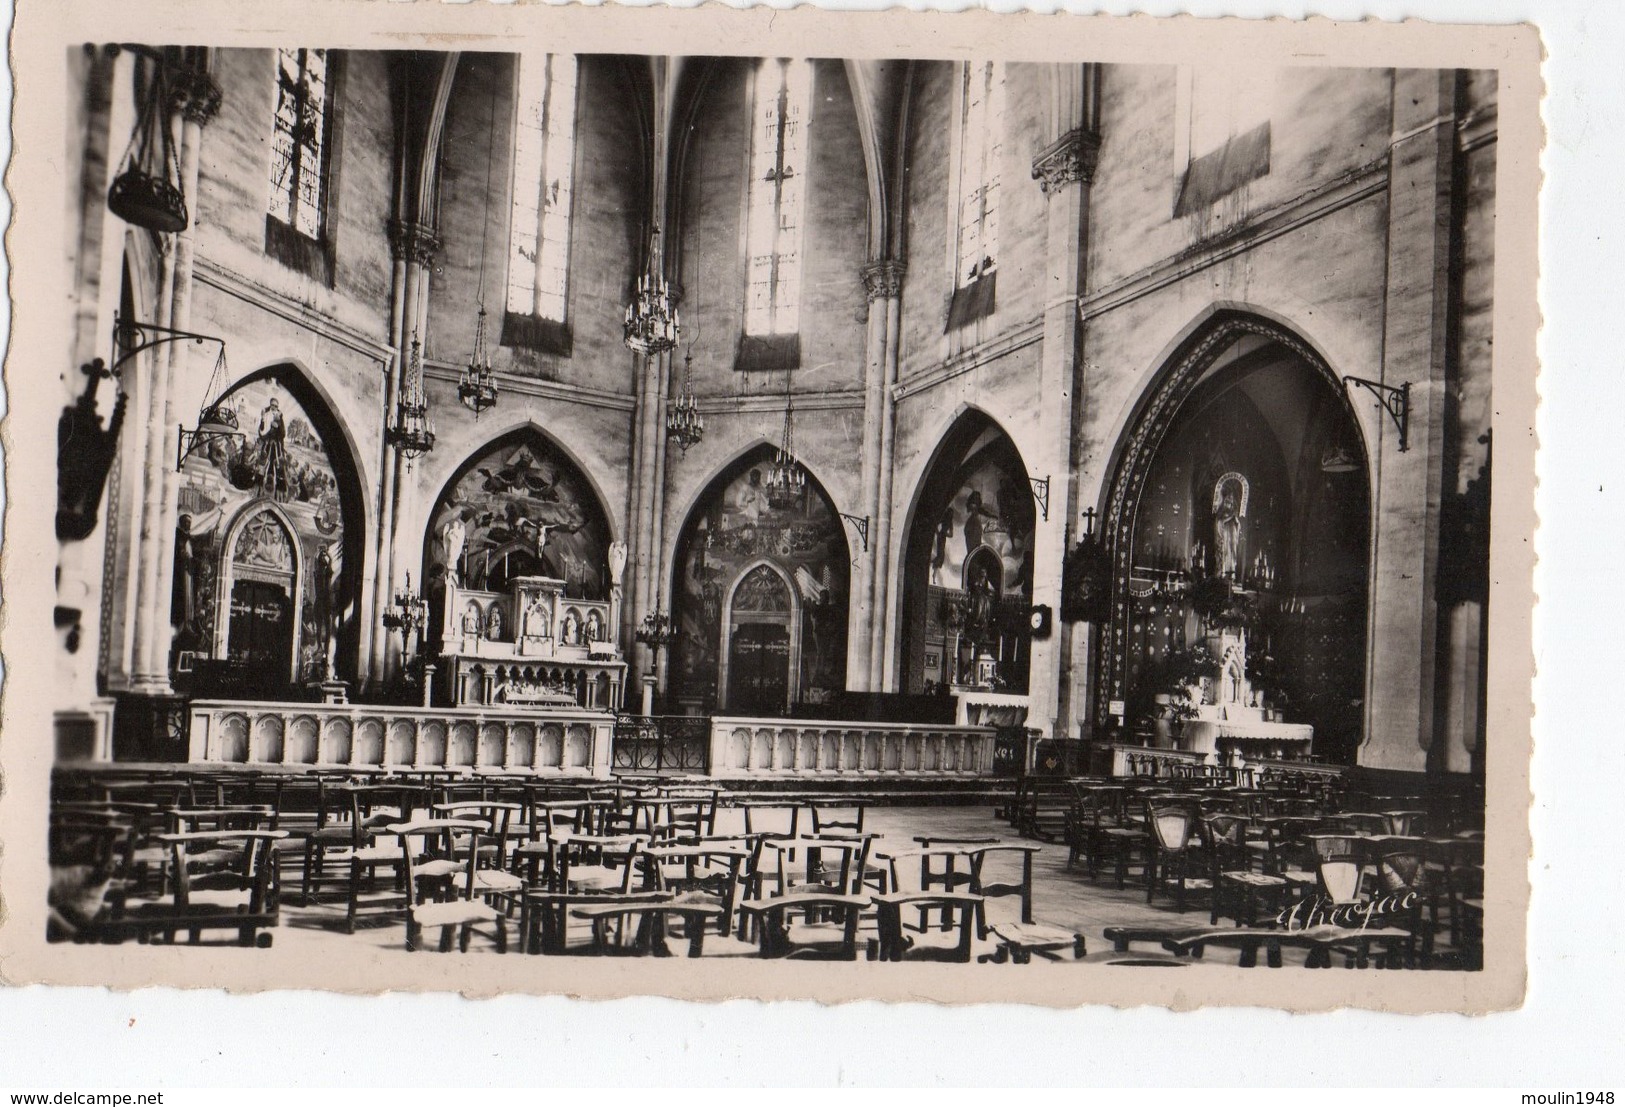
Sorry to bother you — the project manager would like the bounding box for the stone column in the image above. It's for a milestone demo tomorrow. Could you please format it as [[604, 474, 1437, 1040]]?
[[146, 65, 222, 689], [377, 220, 439, 685], [1362, 70, 1461, 772], [852, 260, 903, 692], [1027, 125, 1098, 739], [128, 63, 219, 694], [861, 261, 904, 691]]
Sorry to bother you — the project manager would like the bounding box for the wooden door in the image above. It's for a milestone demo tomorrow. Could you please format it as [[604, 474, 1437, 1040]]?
[[728, 622, 790, 715]]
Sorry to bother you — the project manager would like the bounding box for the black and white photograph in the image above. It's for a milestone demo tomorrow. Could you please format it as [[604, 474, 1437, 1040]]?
[[3, 1, 1538, 1015]]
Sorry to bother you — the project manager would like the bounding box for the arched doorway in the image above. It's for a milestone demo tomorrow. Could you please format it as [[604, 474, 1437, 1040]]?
[[217, 507, 300, 682], [669, 447, 850, 716], [1096, 314, 1371, 764], [719, 562, 800, 715], [900, 412, 1036, 698], [172, 367, 363, 697]]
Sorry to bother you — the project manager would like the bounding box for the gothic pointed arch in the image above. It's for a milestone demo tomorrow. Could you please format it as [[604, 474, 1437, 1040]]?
[[171, 363, 364, 695], [899, 409, 1036, 697], [1094, 310, 1372, 764], [668, 445, 850, 715], [421, 427, 615, 641]]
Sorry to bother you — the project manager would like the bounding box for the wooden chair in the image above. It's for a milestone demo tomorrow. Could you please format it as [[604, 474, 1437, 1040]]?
[[388, 819, 506, 953], [752, 835, 875, 900], [738, 893, 869, 960], [1144, 805, 1211, 911], [1205, 814, 1289, 926], [642, 843, 750, 937], [117, 830, 287, 947], [872, 892, 985, 963], [965, 842, 1042, 928]]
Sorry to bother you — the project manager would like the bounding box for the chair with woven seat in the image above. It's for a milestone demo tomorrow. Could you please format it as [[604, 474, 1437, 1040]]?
[[118, 830, 287, 947], [432, 800, 524, 909], [1144, 805, 1211, 912], [1205, 814, 1289, 926], [549, 833, 648, 896], [752, 835, 875, 900], [642, 842, 750, 937], [738, 893, 869, 960], [388, 819, 506, 953], [872, 892, 986, 962]]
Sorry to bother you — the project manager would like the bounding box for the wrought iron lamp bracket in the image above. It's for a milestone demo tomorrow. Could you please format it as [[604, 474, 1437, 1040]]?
[[1343, 376, 1411, 452], [112, 313, 224, 379], [1029, 476, 1052, 522], [838, 512, 871, 553]]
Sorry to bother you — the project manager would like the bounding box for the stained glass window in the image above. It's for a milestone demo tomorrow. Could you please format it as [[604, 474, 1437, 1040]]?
[[506, 54, 578, 324], [744, 59, 811, 337], [955, 61, 1004, 288], [267, 48, 330, 240]]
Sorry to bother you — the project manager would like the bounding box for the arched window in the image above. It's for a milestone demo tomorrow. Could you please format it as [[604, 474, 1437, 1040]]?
[[506, 54, 579, 330], [947, 60, 1004, 331], [744, 59, 812, 343], [266, 48, 337, 283], [267, 48, 331, 241]]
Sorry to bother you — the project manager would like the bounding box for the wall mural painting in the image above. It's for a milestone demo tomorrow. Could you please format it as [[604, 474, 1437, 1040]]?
[[908, 431, 1036, 695], [672, 457, 849, 714], [426, 434, 611, 602], [172, 376, 353, 687]]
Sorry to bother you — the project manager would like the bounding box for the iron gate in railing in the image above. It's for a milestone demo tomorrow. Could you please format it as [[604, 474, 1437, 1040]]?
[[611, 714, 711, 773]]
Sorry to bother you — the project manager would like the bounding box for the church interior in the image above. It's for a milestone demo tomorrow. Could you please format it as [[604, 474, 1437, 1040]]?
[[45, 45, 1497, 967]]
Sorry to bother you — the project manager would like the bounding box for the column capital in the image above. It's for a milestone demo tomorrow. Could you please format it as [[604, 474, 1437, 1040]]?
[[389, 219, 441, 266], [173, 68, 223, 127], [861, 260, 906, 302], [1031, 127, 1102, 195]]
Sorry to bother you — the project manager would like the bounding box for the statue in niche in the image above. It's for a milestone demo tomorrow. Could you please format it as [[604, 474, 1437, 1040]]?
[[560, 609, 580, 646], [1212, 473, 1249, 580], [524, 597, 550, 639], [584, 609, 603, 643], [485, 604, 504, 641], [461, 601, 483, 638], [440, 514, 467, 585]]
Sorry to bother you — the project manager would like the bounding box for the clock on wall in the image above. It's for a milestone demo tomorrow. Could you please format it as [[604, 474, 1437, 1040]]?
[[1027, 604, 1052, 639]]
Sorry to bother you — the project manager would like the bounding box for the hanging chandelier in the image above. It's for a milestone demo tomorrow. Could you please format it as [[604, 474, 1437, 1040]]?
[[458, 305, 499, 415], [765, 367, 806, 510], [387, 332, 436, 460], [623, 230, 680, 356], [666, 351, 704, 452], [458, 78, 501, 418], [107, 47, 189, 235]]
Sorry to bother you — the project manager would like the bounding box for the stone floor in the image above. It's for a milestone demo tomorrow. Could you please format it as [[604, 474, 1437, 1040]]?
[[262, 802, 1469, 970]]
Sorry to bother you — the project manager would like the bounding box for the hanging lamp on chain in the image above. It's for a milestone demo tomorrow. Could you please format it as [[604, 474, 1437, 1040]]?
[[458, 71, 501, 416], [765, 365, 806, 510], [666, 349, 704, 452], [107, 47, 190, 234], [176, 344, 243, 470], [624, 229, 680, 356], [387, 331, 437, 461]]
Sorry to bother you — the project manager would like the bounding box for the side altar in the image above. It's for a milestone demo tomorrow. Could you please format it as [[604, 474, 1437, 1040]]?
[[1175, 627, 1313, 766], [435, 575, 626, 711]]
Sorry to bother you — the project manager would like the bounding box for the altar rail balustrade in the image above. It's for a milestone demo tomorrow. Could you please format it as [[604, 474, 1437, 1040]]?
[[707, 717, 998, 778], [186, 700, 614, 776]]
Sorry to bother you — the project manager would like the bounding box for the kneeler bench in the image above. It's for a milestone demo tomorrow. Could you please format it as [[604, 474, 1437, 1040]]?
[[1102, 923, 1416, 968], [978, 921, 1087, 963]]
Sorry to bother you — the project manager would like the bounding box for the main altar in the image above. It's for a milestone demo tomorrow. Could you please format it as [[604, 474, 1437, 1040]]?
[[436, 575, 626, 711], [1174, 627, 1312, 766]]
